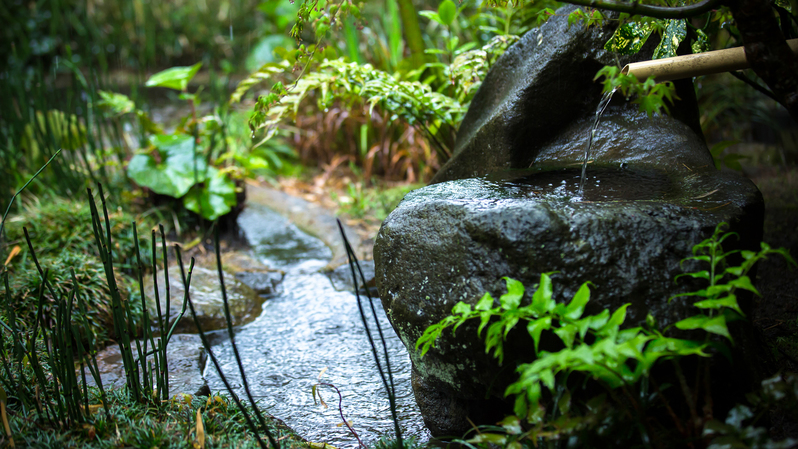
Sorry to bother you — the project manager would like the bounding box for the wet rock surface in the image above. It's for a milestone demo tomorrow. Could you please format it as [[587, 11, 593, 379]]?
[[327, 259, 377, 295], [376, 173, 763, 435], [143, 265, 265, 334], [375, 4, 765, 437]]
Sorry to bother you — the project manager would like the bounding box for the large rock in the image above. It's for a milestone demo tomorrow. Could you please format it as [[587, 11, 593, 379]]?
[[374, 5, 765, 437], [431, 5, 702, 185]]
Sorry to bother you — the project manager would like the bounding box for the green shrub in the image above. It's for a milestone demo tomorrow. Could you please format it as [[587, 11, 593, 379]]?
[[417, 223, 797, 447]]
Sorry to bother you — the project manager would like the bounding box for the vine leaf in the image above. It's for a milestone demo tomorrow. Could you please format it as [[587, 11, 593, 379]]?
[[605, 21, 657, 54], [653, 19, 687, 59]]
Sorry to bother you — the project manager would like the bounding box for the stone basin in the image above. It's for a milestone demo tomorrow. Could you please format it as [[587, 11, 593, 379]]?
[[375, 164, 763, 435], [373, 4, 765, 436]]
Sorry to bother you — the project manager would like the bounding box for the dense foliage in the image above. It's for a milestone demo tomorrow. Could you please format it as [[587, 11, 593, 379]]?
[[418, 223, 797, 446]]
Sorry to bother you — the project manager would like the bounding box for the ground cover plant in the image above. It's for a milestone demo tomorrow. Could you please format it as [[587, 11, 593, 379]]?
[[0, 184, 308, 448], [417, 223, 798, 447]]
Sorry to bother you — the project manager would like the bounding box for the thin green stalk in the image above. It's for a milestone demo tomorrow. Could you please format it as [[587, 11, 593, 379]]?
[[166, 246, 193, 343], [0, 149, 62, 241], [132, 224, 151, 394], [337, 219, 402, 447], [150, 229, 166, 398], [72, 268, 110, 419], [88, 186, 139, 400], [158, 224, 170, 400]]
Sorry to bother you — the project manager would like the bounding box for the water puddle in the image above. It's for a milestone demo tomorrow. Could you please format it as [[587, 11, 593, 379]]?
[[487, 166, 677, 203], [205, 204, 429, 448]]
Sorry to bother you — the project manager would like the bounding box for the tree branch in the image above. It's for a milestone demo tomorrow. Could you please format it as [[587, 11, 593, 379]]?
[[728, 71, 779, 103], [561, 0, 723, 19]]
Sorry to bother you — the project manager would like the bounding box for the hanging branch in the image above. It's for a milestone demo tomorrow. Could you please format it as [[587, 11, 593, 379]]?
[[559, 0, 723, 19]]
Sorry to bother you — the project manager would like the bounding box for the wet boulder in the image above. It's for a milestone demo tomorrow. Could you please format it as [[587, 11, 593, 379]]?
[[374, 4, 765, 437]]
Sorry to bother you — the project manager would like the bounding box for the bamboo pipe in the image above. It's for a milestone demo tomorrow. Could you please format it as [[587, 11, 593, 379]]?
[[622, 38, 798, 83]]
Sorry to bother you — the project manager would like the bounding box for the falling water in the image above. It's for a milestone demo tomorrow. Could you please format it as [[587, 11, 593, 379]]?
[[578, 87, 618, 195]]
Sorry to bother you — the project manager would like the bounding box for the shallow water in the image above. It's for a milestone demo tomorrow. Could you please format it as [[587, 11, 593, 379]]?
[[205, 204, 429, 448], [486, 166, 677, 203]]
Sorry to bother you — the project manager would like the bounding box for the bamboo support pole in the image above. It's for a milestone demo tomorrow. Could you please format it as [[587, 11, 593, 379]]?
[[623, 38, 798, 83]]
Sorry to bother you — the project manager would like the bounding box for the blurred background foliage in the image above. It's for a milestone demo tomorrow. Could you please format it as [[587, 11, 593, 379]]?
[[0, 0, 795, 225], [0, 0, 559, 227]]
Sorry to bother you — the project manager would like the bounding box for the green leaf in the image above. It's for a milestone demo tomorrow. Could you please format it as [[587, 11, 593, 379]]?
[[604, 21, 657, 55], [476, 292, 494, 311], [498, 416, 522, 435], [531, 273, 555, 316], [182, 167, 237, 220], [527, 316, 552, 354], [469, 433, 507, 445], [694, 294, 744, 316], [598, 304, 629, 336], [554, 324, 577, 349], [653, 19, 686, 59], [127, 134, 208, 198], [452, 302, 472, 315], [146, 62, 202, 91], [564, 282, 591, 320], [500, 277, 524, 310], [728, 276, 760, 295], [419, 10, 442, 24], [438, 0, 457, 26], [97, 91, 135, 115], [723, 153, 749, 172], [691, 28, 710, 53], [675, 314, 731, 340], [709, 140, 739, 169]]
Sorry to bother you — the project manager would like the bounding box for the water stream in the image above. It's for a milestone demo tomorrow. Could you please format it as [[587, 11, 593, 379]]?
[[204, 204, 429, 448], [578, 87, 618, 195]]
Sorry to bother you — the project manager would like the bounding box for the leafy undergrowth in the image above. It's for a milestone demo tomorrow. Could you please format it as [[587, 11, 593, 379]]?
[[4, 387, 307, 449]]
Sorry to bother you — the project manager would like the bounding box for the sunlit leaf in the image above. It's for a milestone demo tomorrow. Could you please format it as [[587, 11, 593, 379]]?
[[605, 21, 657, 55], [98, 91, 135, 115], [146, 62, 202, 91], [498, 415, 522, 434], [476, 292, 494, 311], [438, 0, 457, 26], [554, 324, 577, 349], [694, 294, 744, 316], [653, 19, 686, 59], [500, 277, 524, 310], [564, 282, 591, 320], [452, 301, 472, 315], [675, 314, 731, 340], [527, 316, 552, 354], [531, 273, 555, 316]]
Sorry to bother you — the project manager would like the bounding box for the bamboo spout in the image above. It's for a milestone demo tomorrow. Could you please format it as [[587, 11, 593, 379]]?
[[622, 38, 798, 83]]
